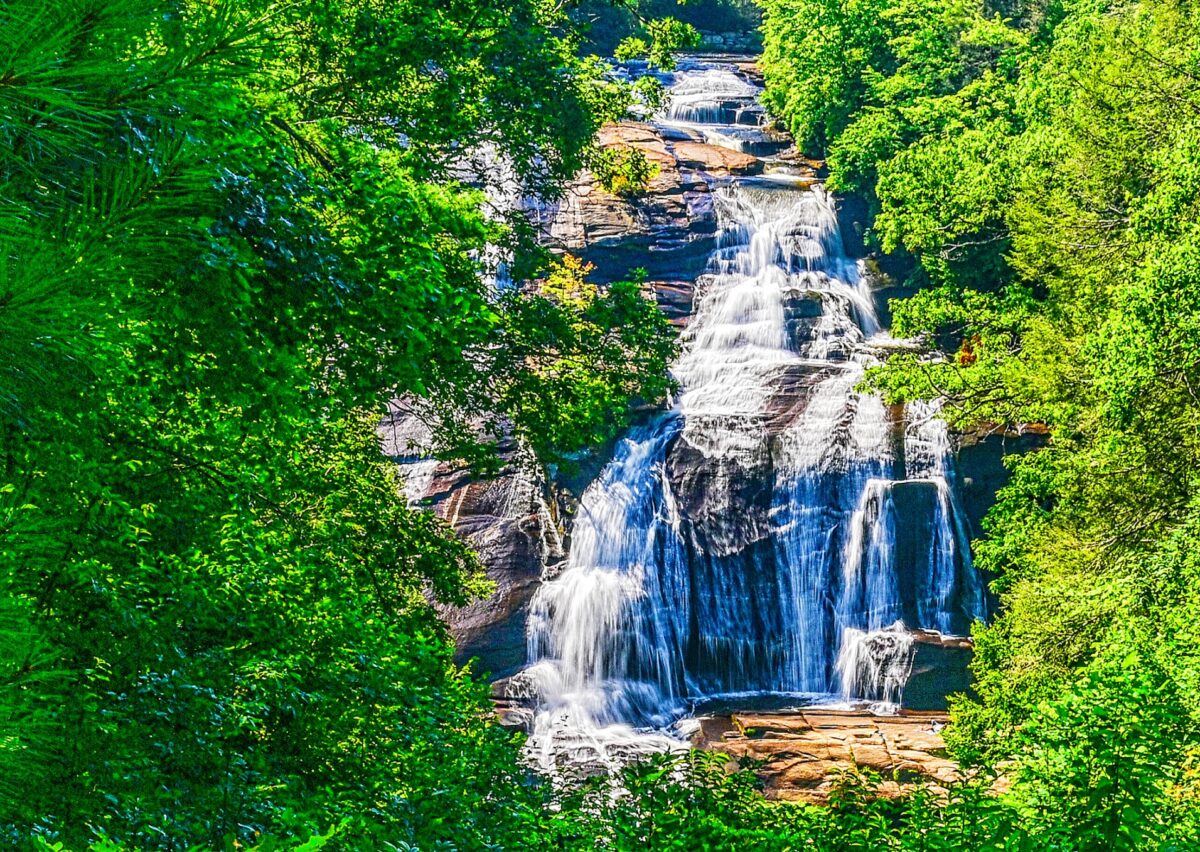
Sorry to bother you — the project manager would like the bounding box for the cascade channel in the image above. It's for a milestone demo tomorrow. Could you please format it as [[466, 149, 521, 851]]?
[[521, 57, 986, 772]]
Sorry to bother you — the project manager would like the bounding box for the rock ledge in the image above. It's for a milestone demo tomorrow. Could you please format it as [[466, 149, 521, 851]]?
[[696, 709, 959, 803]]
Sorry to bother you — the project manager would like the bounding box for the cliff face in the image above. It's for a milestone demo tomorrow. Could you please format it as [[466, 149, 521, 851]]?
[[540, 120, 766, 286], [381, 403, 559, 680]]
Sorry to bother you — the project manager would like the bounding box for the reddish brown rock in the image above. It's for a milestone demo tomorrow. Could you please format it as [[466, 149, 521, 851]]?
[[543, 121, 773, 285], [695, 709, 960, 804], [671, 141, 763, 175], [647, 279, 696, 327]]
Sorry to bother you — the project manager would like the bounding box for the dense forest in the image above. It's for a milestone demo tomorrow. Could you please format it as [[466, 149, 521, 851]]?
[[4, 0, 1200, 849]]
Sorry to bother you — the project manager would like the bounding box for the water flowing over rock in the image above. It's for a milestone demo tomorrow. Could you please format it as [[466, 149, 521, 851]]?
[[391, 58, 1000, 790], [520, 58, 988, 772], [539, 63, 799, 286]]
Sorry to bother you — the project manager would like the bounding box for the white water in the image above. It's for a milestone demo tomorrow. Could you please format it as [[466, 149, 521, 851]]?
[[522, 58, 985, 772]]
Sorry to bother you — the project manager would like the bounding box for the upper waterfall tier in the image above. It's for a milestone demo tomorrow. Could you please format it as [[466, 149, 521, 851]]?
[[520, 56, 986, 769]]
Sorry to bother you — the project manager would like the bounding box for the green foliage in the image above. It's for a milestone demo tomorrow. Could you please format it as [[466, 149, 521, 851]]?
[[613, 18, 701, 69], [590, 146, 663, 195], [644, 18, 704, 67], [575, 0, 760, 55], [614, 36, 654, 61], [485, 256, 677, 463], [0, 0, 676, 848], [1008, 655, 1200, 849], [0, 596, 62, 830], [764, 0, 1200, 817]]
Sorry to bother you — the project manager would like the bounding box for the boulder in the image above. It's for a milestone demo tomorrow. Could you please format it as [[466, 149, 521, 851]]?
[[666, 427, 775, 557], [902, 630, 975, 711]]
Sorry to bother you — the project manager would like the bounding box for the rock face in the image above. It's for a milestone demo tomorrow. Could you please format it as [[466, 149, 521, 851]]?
[[541, 121, 759, 284], [954, 426, 1049, 539], [649, 279, 697, 327], [696, 709, 960, 803], [380, 402, 562, 679], [429, 470, 551, 679], [904, 630, 975, 710]]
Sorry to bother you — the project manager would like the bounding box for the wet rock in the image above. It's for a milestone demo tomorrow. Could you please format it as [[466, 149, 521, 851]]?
[[889, 480, 942, 619], [904, 633, 975, 711], [697, 709, 960, 803], [658, 124, 706, 143], [780, 290, 827, 350], [775, 147, 826, 176], [666, 424, 775, 557], [763, 362, 834, 432], [734, 61, 764, 83], [491, 671, 541, 704], [495, 700, 535, 730], [835, 192, 871, 259]]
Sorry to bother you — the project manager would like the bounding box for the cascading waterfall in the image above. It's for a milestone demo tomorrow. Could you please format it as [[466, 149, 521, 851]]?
[[523, 58, 985, 769]]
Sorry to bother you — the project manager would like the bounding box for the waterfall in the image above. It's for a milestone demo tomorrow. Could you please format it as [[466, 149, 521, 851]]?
[[522, 57, 985, 770], [836, 623, 915, 707]]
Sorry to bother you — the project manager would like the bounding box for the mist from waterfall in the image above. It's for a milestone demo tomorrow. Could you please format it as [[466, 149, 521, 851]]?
[[522, 58, 985, 771]]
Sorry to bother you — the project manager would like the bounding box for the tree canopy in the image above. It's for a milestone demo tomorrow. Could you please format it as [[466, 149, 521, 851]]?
[[10, 0, 1200, 847]]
